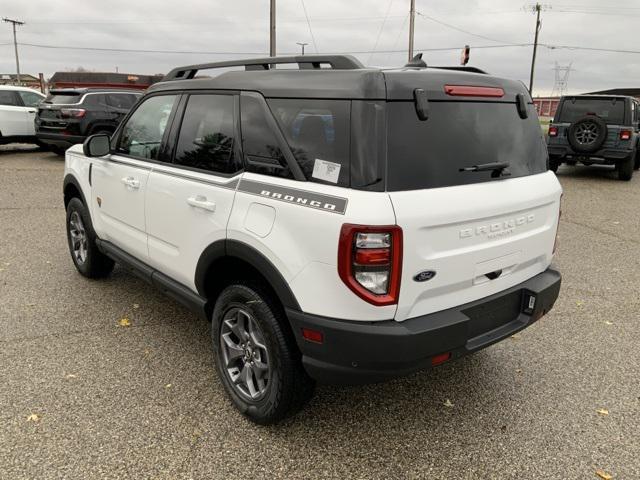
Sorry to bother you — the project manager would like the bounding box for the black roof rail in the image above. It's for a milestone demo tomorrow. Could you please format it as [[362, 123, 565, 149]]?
[[163, 55, 365, 81], [431, 66, 488, 74]]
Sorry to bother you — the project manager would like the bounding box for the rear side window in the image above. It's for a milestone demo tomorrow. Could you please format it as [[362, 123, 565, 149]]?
[[117, 95, 177, 160], [0, 90, 18, 106], [82, 94, 106, 107], [174, 94, 241, 174], [240, 95, 292, 179], [18, 91, 43, 107], [386, 101, 547, 191], [268, 98, 350, 186], [106, 93, 137, 110], [557, 98, 625, 125]]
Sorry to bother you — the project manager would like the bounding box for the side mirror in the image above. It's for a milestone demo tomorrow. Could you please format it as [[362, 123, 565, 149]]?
[[83, 134, 111, 157]]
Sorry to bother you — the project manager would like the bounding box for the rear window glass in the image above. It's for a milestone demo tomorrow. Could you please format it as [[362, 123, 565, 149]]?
[[386, 101, 547, 191], [558, 98, 625, 124], [268, 98, 350, 186], [45, 93, 81, 104]]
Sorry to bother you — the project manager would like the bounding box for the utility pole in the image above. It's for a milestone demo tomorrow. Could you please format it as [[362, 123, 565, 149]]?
[[528, 3, 543, 94], [408, 0, 416, 61], [296, 42, 308, 55], [3, 18, 24, 84], [270, 0, 276, 56]]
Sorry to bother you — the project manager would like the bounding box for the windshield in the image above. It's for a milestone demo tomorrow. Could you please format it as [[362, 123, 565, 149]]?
[[386, 101, 547, 191], [44, 93, 81, 104], [557, 98, 625, 124]]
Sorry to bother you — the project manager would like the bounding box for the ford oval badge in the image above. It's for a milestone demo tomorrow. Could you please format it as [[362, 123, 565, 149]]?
[[414, 270, 436, 282]]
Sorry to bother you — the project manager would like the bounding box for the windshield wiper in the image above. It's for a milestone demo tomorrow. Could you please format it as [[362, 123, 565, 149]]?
[[459, 162, 510, 178]]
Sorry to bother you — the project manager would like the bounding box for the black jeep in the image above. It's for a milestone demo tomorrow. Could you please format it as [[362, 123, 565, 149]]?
[[547, 95, 640, 180], [35, 88, 142, 155]]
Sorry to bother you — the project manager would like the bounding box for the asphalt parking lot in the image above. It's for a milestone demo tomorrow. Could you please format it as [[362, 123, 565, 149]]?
[[1, 146, 639, 479]]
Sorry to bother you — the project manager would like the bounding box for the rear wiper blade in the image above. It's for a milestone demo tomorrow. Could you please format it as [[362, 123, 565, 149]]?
[[459, 162, 510, 177]]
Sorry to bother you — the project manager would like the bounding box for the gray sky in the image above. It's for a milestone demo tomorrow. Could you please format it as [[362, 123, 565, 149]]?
[[2, 0, 639, 96]]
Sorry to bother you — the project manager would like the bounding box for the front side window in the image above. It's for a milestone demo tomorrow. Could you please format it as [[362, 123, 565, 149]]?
[[174, 94, 241, 174], [268, 98, 350, 186], [18, 91, 43, 107], [117, 95, 176, 160], [0, 90, 18, 106]]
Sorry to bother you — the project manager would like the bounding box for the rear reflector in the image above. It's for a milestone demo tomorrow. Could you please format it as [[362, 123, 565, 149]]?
[[431, 352, 451, 366], [444, 85, 505, 98], [301, 328, 324, 344], [620, 130, 632, 141], [548, 125, 558, 137]]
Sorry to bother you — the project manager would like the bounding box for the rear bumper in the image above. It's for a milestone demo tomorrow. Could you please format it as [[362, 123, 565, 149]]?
[[36, 131, 85, 148], [548, 145, 632, 162], [287, 268, 561, 385]]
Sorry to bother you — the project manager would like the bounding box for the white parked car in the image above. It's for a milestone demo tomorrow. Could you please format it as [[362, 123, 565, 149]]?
[[63, 55, 563, 424], [0, 85, 46, 146]]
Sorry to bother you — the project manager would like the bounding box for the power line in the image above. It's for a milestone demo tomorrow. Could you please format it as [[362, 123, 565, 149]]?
[[367, 0, 395, 65], [299, 0, 318, 54], [415, 11, 515, 44]]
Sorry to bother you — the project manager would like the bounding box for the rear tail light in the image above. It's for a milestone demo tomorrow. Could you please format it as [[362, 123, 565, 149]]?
[[548, 125, 558, 137], [60, 108, 86, 118], [620, 130, 632, 141], [338, 224, 402, 306], [444, 85, 505, 98], [553, 194, 563, 255]]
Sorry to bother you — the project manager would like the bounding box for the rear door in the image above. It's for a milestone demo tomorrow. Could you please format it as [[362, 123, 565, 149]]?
[[145, 92, 241, 289], [384, 85, 562, 321], [0, 89, 28, 136], [16, 90, 44, 135], [91, 94, 178, 261]]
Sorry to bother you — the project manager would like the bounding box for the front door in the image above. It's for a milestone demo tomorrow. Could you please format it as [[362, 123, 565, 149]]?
[[91, 94, 178, 261], [0, 90, 28, 136], [145, 92, 242, 289]]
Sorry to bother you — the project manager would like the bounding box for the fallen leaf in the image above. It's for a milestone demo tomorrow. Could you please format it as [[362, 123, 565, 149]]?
[[46, 261, 51, 265], [596, 408, 609, 416], [510, 333, 521, 340], [443, 399, 454, 408], [133, 303, 140, 310], [26, 413, 40, 422], [576, 300, 584, 307], [143, 348, 151, 357], [612, 221, 620, 225], [515, 368, 523, 374], [604, 321, 614, 326], [165, 383, 172, 389], [118, 318, 131, 327], [65, 373, 77, 379], [595, 469, 613, 480]]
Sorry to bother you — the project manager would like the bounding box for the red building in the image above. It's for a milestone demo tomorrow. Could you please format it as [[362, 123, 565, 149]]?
[[533, 96, 560, 118], [48, 72, 164, 91]]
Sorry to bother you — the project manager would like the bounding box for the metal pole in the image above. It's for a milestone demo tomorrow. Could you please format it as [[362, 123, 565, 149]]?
[[408, 0, 416, 61], [296, 42, 308, 55], [528, 3, 541, 94], [3, 18, 24, 84], [270, 0, 276, 56]]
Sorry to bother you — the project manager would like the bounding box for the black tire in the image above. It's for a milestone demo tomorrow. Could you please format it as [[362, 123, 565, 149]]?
[[35, 140, 49, 151], [567, 116, 607, 154], [65, 197, 115, 278], [212, 282, 315, 424], [548, 157, 560, 173], [617, 154, 634, 181], [51, 146, 66, 156]]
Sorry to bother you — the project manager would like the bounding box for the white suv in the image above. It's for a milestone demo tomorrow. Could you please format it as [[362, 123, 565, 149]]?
[[63, 55, 562, 424], [0, 85, 45, 145]]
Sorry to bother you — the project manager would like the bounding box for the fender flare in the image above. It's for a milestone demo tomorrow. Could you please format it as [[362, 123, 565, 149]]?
[[195, 239, 301, 311], [63, 173, 88, 208]]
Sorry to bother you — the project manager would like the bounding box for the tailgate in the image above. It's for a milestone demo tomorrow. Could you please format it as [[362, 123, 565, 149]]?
[[390, 172, 561, 321]]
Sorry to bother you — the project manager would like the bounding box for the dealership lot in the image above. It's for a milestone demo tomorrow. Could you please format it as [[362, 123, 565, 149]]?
[[1, 147, 639, 479]]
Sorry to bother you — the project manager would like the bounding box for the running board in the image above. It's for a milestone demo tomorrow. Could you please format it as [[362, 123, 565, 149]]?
[[96, 239, 209, 320]]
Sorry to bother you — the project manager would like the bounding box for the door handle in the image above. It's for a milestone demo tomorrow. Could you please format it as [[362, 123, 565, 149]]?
[[121, 176, 140, 189], [187, 195, 216, 212], [27, 109, 36, 113]]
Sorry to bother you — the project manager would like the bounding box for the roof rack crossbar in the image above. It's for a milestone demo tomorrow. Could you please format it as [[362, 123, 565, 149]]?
[[163, 55, 365, 81]]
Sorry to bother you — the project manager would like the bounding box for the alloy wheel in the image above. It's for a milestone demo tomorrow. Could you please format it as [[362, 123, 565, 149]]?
[[69, 211, 88, 264]]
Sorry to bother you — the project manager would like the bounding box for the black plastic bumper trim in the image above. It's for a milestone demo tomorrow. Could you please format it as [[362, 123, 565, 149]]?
[[287, 268, 561, 385]]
